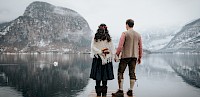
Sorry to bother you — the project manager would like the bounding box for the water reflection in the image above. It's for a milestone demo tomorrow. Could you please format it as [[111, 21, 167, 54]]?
[[0, 54, 200, 97], [163, 54, 200, 88], [0, 54, 91, 97], [136, 54, 177, 80], [129, 54, 200, 97]]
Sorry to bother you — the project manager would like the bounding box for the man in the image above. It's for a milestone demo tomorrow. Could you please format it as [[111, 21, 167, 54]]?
[[112, 19, 142, 96]]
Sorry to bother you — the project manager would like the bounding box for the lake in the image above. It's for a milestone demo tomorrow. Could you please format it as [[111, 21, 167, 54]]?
[[0, 54, 200, 97]]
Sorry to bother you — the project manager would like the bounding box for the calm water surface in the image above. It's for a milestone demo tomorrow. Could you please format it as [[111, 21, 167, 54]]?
[[0, 54, 200, 97]]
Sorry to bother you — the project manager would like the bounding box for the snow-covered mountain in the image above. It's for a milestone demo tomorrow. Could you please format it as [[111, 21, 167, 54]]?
[[159, 18, 200, 53], [112, 26, 179, 53], [0, 1, 92, 53], [141, 26, 178, 51]]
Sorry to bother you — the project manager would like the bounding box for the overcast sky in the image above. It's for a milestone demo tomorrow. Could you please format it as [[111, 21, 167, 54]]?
[[0, 0, 200, 37]]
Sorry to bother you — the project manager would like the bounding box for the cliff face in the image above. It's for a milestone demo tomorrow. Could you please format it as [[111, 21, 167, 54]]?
[[0, 1, 92, 53], [159, 18, 200, 53]]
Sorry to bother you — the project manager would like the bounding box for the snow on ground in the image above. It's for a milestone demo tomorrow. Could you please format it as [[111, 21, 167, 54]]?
[[0, 26, 10, 35]]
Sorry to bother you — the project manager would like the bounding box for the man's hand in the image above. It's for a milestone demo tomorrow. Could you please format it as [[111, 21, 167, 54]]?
[[114, 58, 117, 62], [114, 54, 120, 62], [137, 58, 141, 64]]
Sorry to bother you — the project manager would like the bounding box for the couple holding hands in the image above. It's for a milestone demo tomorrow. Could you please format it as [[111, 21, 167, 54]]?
[[90, 19, 143, 97]]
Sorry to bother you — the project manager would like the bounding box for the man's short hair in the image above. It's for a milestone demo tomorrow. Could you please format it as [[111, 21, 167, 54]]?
[[126, 19, 134, 27]]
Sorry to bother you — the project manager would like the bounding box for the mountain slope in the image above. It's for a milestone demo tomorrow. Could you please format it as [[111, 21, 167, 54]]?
[[141, 27, 177, 51], [159, 18, 200, 53], [0, 1, 92, 53]]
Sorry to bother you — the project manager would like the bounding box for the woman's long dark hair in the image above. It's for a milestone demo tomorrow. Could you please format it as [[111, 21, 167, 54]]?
[[94, 24, 111, 42]]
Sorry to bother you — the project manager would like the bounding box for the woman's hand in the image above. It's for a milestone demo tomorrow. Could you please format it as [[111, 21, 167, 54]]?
[[102, 48, 110, 54], [102, 48, 110, 56]]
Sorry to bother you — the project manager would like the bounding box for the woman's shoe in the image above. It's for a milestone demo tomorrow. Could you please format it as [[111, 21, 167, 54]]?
[[95, 86, 101, 96], [102, 86, 107, 96]]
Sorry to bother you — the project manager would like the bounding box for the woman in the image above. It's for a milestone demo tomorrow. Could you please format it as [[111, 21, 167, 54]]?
[[90, 24, 115, 96]]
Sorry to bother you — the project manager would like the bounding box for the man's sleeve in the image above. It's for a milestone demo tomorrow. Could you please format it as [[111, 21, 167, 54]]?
[[138, 36, 143, 59], [116, 32, 125, 56]]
